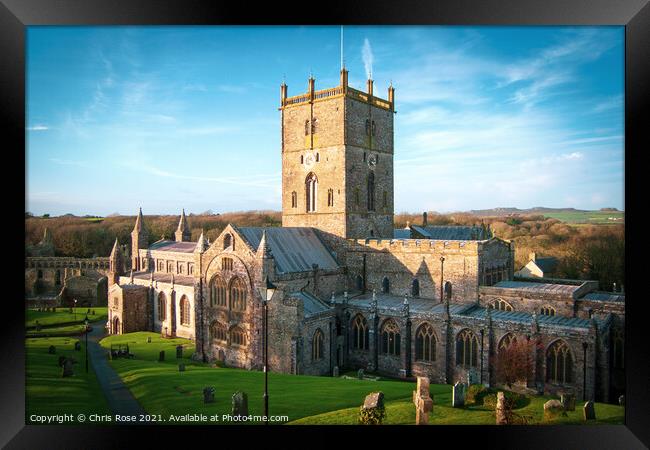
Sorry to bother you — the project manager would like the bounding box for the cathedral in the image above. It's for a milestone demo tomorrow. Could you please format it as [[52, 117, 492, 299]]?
[[107, 68, 625, 403]]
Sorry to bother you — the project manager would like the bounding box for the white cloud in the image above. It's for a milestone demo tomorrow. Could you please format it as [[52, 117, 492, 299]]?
[[27, 125, 49, 131]]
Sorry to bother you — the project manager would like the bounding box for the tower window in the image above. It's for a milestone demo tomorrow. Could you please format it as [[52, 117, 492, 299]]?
[[382, 277, 390, 293], [327, 188, 334, 207], [367, 172, 375, 211], [316, 152, 320, 162], [372, 120, 376, 136], [312, 118, 318, 134], [291, 191, 297, 208], [306, 173, 318, 213], [363, 152, 367, 162], [411, 278, 420, 297], [305, 120, 310, 136]]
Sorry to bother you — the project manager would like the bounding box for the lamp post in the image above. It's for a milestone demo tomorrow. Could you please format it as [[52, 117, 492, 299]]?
[[84, 316, 89, 373], [258, 276, 276, 425], [74, 299, 77, 320]]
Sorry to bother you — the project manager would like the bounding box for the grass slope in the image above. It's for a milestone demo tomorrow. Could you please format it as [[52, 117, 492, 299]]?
[[26, 307, 108, 328], [26, 336, 111, 422]]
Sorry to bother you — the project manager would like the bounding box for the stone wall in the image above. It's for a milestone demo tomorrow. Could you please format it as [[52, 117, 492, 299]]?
[[107, 284, 149, 334]]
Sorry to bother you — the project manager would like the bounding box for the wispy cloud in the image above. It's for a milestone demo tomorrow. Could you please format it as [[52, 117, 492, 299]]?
[[27, 125, 49, 131], [592, 95, 623, 113], [49, 158, 89, 167]]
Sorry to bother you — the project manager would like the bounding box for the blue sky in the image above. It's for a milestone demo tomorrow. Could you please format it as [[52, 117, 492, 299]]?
[[26, 26, 624, 216]]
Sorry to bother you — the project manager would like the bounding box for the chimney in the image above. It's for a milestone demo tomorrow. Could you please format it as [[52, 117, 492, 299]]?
[[529, 252, 536, 262], [423, 212, 428, 227], [367, 79, 374, 96]]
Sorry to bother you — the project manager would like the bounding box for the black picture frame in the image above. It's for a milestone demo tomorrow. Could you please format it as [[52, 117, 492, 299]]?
[[3, 0, 648, 448]]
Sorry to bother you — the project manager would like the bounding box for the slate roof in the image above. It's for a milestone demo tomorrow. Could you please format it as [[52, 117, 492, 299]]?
[[237, 227, 339, 274], [148, 240, 197, 253], [533, 257, 558, 273], [410, 225, 489, 240], [132, 271, 194, 286], [582, 292, 625, 303], [289, 291, 331, 317], [462, 304, 604, 329], [331, 292, 473, 315], [492, 280, 581, 296], [393, 228, 412, 239]]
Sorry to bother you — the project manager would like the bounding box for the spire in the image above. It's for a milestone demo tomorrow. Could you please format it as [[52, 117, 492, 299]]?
[[110, 237, 121, 259], [257, 229, 273, 259], [195, 230, 208, 253], [133, 207, 144, 232], [175, 209, 191, 242]]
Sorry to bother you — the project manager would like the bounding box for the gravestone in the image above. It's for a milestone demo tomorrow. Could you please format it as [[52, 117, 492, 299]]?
[[495, 392, 508, 425], [203, 387, 215, 404], [58, 355, 67, 367], [61, 358, 74, 377], [232, 391, 249, 417], [560, 393, 575, 411], [87, 308, 91, 314], [91, 310, 95, 315], [618, 395, 625, 406], [359, 392, 386, 425], [48, 345, 56, 354], [583, 401, 596, 420], [543, 399, 565, 420], [74, 341, 81, 351], [363, 392, 384, 409], [412, 377, 433, 425], [535, 382, 544, 395], [452, 382, 466, 407], [178, 363, 185, 372], [147, 336, 152, 343], [358, 369, 364, 380], [35, 321, 41, 332], [332, 366, 339, 377], [158, 350, 165, 362], [176, 345, 183, 359]]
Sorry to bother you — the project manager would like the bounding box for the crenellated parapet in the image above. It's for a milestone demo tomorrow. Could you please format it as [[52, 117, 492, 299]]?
[[25, 256, 110, 271]]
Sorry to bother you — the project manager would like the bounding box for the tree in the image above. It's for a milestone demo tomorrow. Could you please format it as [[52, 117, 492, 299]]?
[[494, 338, 541, 388]]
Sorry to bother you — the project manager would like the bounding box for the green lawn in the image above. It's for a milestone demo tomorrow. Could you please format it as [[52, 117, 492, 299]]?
[[100, 332, 624, 426], [26, 336, 111, 423], [26, 307, 108, 328], [26, 324, 88, 337], [543, 210, 624, 224]]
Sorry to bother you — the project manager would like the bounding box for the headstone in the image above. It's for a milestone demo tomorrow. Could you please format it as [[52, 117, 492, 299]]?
[[58, 355, 67, 367], [147, 336, 152, 343], [61, 358, 74, 377], [74, 341, 81, 351], [203, 387, 215, 404], [178, 363, 185, 372], [543, 399, 565, 420], [35, 321, 41, 332], [452, 382, 466, 407], [48, 345, 56, 354], [359, 391, 386, 425], [535, 382, 544, 395], [560, 393, 576, 411], [618, 395, 625, 406], [363, 392, 385, 410], [158, 350, 165, 362], [87, 308, 91, 314], [91, 310, 95, 315], [176, 345, 183, 359], [495, 392, 508, 425], [358, 369, 364, 380], [583, 401, 596, 420], [232, 391, 249, 417], [412, 377, 433, 425], [332, 366, 339, 377]]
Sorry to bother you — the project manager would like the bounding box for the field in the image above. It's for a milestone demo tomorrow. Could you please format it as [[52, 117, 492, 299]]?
[[541, 210, 624, 224], [99, 332, 623, 426]]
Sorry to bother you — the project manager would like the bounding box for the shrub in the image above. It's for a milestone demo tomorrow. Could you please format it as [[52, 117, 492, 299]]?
[[466, 384, 489, 404], [482, 390, 527, 410], [358, 406, 386, 425]]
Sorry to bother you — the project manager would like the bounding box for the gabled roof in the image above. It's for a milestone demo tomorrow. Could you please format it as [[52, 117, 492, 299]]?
[[237, 227, 339, 274], [288, 291, 331, 317], [532, 256, 558, 273], [492, 280, 581, 296], [410, 225, 489, 240], [148, 240, 197, 253], [393, 228, 412, 239], [582, 292, 625, 303]]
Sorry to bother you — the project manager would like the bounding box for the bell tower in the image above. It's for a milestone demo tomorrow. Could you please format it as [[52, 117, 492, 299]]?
[[280, 69, 395, 239]]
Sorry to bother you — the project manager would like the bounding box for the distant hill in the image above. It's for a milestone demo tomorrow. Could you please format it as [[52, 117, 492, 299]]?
[[463, 207, 590, 217]]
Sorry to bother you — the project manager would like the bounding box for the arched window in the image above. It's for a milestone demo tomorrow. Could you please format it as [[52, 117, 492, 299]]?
[[210, 275, 226, 307], [371, 120, 376, 136], [489, 298, 514, 312], [444, 281, 452, 300], [381, 319, 401, 356], [178, 263, 185, 275], [456, 329, 479, 368], [210, 321, 227, 343], [221, 257, 233, 271], [291, 191, 297, 208], [352, 314, 369, 350], [231, 326, 246, 346], [306, 173, 318, 213], [411, 279, 420, 297], [157, 292, 167, 321], [223, 233, 233, 249], [546, 340, 573, 384], [498, 333, 517, 353], [415, 323, 436, 361], [229, 277, 247, 312], [305, 120, 310, 136], [312, 329, 324, 361], [167, 261, 174, 273], [541, 306, 556, 316], [311, 118, 318, 134], [327, 188, 334, 207], [355, 275, 363, 291], [367, 172, 375, 211], [179, 296, 190, 326], [612, 329, 624, 369], [382, 277, 390, 294]]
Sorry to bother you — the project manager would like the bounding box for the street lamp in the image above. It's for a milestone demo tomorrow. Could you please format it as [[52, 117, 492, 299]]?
[[258, 276, 276, 425], [74, 299, 78, 320], [84, 316, 89, 373]]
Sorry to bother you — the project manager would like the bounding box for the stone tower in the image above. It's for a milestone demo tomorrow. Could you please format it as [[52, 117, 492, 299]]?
[[108, 237, 124, 286], [280, 68, 395, 239], [130, 207, 148, 271], [175, 209, 191, 242]]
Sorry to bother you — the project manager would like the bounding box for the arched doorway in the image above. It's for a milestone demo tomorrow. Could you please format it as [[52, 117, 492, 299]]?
[[112, 316, 121, 335]]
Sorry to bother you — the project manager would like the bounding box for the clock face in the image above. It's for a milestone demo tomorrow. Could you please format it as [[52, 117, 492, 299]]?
[[367, 154, 377, 169], [303, 152, 316, 170]]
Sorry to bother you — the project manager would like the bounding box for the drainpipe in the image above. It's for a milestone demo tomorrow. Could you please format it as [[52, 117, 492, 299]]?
[[582, 342, 588, 401]]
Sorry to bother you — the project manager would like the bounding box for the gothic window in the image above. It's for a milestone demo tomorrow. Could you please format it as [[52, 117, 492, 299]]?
[[157, 292, 166, 321], [371, 120, 376, 136], [365, 119, 371, 136], [352, 314, 369, 351], [411, 278, 420, 298], [383, 191, 387, 208], [312, 329, 324, 361], [546, 340, 573, 384], [367, 172, 375, 211], [178, 263, 185, 275], [382, 277, 390, 294], [444, 281, 452, 300], [223, 233, 233, 249], [311, 118, 318, 134], [210, 275, 226, 307], [305, 120, 310, 136], [37, 270, 43, 279], [291, 191, 298, 208], [210, 321, 227, 343], [354, 188, 360, 206], [541, 306, 556, 316], [113, 297, 119, 307], [612, 329, 624, 369], [157, 260, 164, 272], [231, 326, 246, 346], [415, 323, 436, 362], [229, 277, 247, 312], [306, 173, 318, 213], [498, 333, 517, 353], [179, 296, 190, 326], [167, 261, 174, 273], [188, 263, 194, 275], [381, 319, 401, 356], [355, 275, 364, 291], [327, 188, 334, 207], [456, 329, 479, 368], [489, 298, 513, 312], [221, 257, 233, 271]]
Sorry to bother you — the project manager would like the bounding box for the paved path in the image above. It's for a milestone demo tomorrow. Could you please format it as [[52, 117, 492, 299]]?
[[86, 323, 146, 417]]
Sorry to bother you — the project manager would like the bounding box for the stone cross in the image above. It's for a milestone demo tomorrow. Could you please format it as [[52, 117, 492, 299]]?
[[583, 400, 596, 420], [412, 377, 433, 425], [232, 391, 249, 417], [618, 395, 625, 407], [74, 341, 81, 351], [158, 350, 165, 362], [203, 387, 215, 404], [452, 381, 466, 407], [495, 392, 507, 425]]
